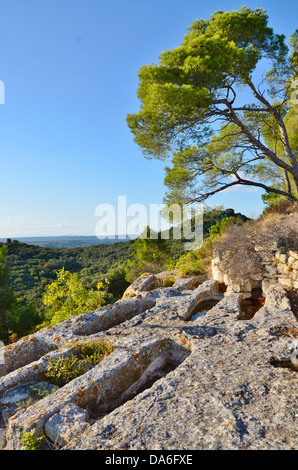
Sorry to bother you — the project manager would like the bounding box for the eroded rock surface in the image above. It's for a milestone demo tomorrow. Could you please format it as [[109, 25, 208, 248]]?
[[0, 274, 297, 450]]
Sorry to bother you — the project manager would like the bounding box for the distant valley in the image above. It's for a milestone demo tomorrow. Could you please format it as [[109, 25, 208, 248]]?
[[0, 235, 138, 249]]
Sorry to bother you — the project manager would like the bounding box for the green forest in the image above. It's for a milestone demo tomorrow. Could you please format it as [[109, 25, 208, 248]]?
[[0, 238, 135, 343], [0, 207, 245, 344]]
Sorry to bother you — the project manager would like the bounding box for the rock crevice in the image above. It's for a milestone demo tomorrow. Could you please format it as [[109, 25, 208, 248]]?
[[0, 272, 297, 450]]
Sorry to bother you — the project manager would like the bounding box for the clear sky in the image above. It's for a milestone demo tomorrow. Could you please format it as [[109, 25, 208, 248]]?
[[0, 0, 297, 238]]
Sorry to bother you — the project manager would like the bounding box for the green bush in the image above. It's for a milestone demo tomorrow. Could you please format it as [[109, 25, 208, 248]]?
[[175, 232, 220, 277], [261, 196, 298, 216], [125, 226, 171, 282], [39, 268, 111, 328], [45, 340, 115, 386], [208, 216, 243, 236], [175, 251, 204, 277], [20, 430, 45, 450]]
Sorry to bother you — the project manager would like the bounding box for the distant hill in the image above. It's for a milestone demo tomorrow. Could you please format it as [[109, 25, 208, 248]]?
[[1, 207, 249, 311], [1, 208, 249, 249], [1, 239, 137, 310], [0, 235, 138, 249], [160, 207, 250, 240]]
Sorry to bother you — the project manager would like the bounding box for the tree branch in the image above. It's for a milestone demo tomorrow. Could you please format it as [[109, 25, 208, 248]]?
[[184, 172, 297, 204], [186, 180, 246, 202], [283, 169, 292, 196], [222, 99, 294, 174], [247, 79, 298, 173], [232, 107, 268, 112], [234, 172, 297, 201]]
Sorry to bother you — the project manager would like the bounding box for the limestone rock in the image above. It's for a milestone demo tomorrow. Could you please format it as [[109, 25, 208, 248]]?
[[122, 273, 158, 298], [212, 233, 298, 296], [211, 265, 224, 283], [44, 403, 90, 447], [289, 250, 298, 260], [173, 275, 206, 291], [0, 272, 297, 451]]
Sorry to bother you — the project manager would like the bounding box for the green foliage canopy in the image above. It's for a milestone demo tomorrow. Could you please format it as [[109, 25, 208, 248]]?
[[41, 268, 111, 326], [125, 226, 172, 282], [127, 7, 298, 204]]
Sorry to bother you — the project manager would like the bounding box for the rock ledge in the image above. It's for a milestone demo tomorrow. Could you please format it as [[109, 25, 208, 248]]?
[[0, 274, 297, 450]]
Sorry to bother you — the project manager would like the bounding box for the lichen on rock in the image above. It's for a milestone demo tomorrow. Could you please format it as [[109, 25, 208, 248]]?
[[0, 269, 298, 450]]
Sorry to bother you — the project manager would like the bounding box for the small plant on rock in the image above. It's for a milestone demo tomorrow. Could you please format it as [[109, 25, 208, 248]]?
[[45, 340, 115, 386], [20, 430, 45, 450]]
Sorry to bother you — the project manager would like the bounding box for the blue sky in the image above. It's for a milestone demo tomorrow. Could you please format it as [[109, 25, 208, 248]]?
[[0, 0, 297, 237]]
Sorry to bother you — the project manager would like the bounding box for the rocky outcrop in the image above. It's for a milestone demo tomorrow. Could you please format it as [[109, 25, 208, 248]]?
[[213, 246, 298, 296], [122, 271, 207, 298], [212, 213, 298, 297], [0, 273, 298, 450]]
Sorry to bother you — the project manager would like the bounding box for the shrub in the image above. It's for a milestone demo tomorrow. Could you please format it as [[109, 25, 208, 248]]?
[[208, 216, 244, 236], [20, 430, 45, 450], [45, 340, 115, 386], [125, 227, 171, 282], [176, 236, 219, 277], [162, 276, 176, 287], [16, 383, 58, 412], [214, 222, 264, 284], [39, 268, 110, 328], [175, 251, 204, 277], [261, 197, 298, 216]]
